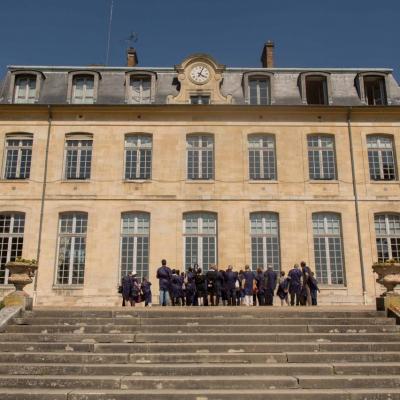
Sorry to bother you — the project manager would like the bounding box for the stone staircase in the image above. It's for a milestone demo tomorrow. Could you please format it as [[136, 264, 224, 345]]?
[[0, 307, 399, 399]]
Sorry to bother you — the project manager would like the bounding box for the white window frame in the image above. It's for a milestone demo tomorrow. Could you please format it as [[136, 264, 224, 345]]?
[[367, 135, 397, 181], [125, 72, 156, 104], [124, 135, 152, 180], [2, 135, 33, 179], [183, 212, 217, 271], [13, 75, 37, 104], [374, 213, 400, 262], [248, 135, 276, 180], [55, 212, 87, 286], [63, 135, 93, 180], [67, 71, 100, 104], [307, 135, 337, 180], [0, 213, 25, 285], [186, 135, 214, 180]]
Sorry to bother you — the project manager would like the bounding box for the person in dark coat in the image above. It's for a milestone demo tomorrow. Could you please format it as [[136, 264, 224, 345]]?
[[301, 261, 312, 306], [255, 267, 266, 306], [185, 267, 196, 306], [156, 259, 172, 306], [277, 271, 289, 306], [195, 268, 207, 306], [242, 265, 255, 307], [121, 273, 133, 307], [309, 271, 320, 306], [224, 265, 238, 306], [141, 277, 152, 307], [180, 272, 186, 306], [288, 264, 302, 306], [206, 265, 221, 306], [264, 265, 277, 306], [237, 270, 245, 306], [170, 269, 183, 306], [130, 274, 141, 306]]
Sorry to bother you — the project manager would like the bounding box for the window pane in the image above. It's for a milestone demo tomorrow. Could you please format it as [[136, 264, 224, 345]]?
[[248, 136, 276, 180], [65, 139, 92, 180], [367, 136, 396, 181], [308, 136, 336, 180], [375, 214, 400, 262], [187, 136, 213, 179]]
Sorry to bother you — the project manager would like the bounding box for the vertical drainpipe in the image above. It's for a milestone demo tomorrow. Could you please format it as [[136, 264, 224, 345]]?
[[33, 105, 52, 305], [347, 107, 367, 305]]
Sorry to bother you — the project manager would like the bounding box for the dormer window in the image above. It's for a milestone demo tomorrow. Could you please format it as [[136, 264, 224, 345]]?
[[190, 95, 210, 105], [67, 71, 100, 104], [125, 72, 156, 104], [14, 75, 37, 104], [299, 72, 332, 105], [72, 75, 94, 104], [305, 76, 328, 105], [364, 76, 387, 105], [243, 72, 273, 105]]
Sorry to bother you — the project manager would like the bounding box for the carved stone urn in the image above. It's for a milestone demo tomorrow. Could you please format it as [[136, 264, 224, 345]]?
[[372, 262, 400, 295], [3, 259, 38, 310]]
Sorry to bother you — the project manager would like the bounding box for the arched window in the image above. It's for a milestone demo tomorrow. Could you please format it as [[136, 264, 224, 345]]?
[[124, 134, 152, 180], [243, 72, 273, 105], [67, 71, 100, 104], [374, 214, 400, 262], [63, 133, 93, 180], [187, 134, 214, 180], [250, 212, 280, 272], [299, 72, 332, 105], [357, 73, 388, 105], [3, 133, 33, 179], [307, 134, 337, 180], [56, 212, 88, 285], [0, 212, 25, 284], [248, 134, 276, 180], [120, 212, 150, 280], [367, 135, 397, 181], [183, 212, 217, 271], [312, 212, 345, 285]]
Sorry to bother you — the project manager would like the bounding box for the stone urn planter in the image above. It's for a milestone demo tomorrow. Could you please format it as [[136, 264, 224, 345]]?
[[372, 262, 400, 295], [3, 258, 38, 310]]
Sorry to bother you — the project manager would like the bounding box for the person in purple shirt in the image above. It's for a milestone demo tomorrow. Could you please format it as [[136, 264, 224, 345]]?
[[156, 259, 172, 306], [242, 265, 255, 307], [264, 265, 277, 306], [288, 264, 302, 306]]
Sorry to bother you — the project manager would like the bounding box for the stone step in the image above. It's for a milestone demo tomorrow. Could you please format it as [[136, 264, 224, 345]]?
[[31, 309, 387, 319], [1, 388, 400, 400], [1, 341, 400, 353], [0, 374, 399, 390], [15, 317, 396, 326], [0, 351, 398, 364], [7, 324, 397, 334], [1, 332, 399, 343], [1, 362, 400, 376]]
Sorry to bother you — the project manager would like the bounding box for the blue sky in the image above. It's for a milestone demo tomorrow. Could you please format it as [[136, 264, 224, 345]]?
[[0, 0, 399, 79]]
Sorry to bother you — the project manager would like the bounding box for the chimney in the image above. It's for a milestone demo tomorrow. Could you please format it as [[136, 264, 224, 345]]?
[[261, 41, 274, 68], [126, 47, 138, 67]]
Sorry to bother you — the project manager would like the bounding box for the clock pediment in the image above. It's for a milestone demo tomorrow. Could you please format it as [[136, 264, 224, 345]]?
[[167, 54, 232, 104]]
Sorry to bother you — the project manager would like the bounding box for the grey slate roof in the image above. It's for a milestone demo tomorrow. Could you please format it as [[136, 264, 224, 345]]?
[[1, 65, 400, 106]]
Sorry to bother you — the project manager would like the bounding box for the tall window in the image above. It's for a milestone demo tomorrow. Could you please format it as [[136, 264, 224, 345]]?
[[184, 212, 217, 272], [124, 135, 152, 180], [305, 76, 328, 105], [120, 212, 150, 280], [250, 212, 280, 272], [72, 75, 94, 104], [248, 135, 276, 180], [249, 78, 270, 105], [130, 76, 151, 104], [64, 136, 93, 180], [56, 213, 87, 285], [312, 213, 345, 285], [364, 76, 387, 105], [367, 135, 396, 181], [187, 135, 214, 180], [0, 213, 25, 285], [375, 214, 400, 262], [3, 136, 33, 179], [13, 75, 37, 104], [307, 135, 336, 180]]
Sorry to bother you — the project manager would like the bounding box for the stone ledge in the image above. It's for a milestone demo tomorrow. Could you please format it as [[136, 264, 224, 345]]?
[[0, 306, 22, 333]]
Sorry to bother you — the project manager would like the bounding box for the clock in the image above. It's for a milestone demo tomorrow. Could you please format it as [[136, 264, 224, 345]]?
[[189, 64, 210, 84]]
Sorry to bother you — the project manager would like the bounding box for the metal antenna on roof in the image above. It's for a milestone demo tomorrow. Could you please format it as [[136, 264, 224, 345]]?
[[124, 31, 138, 47], [105, 0, 114, 66]]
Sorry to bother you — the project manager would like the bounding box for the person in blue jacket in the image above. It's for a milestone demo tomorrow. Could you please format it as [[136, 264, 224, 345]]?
[[224, 265, 238, 306], [156, 259, 172, 306], [264, 265, 277, 306], [242, 265, 255, 307], [288, 264, 302, 306], [141, 277, 152, 307]]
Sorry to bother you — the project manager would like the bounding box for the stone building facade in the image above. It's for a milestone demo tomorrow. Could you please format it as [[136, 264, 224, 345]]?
[[0, 45, 400, 306]]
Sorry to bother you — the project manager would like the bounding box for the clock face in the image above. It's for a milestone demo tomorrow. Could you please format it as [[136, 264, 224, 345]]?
[[189, 65, 210, 84]]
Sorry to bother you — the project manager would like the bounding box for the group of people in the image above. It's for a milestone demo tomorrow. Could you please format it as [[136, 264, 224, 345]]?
[[155, 259, 320, 307]]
